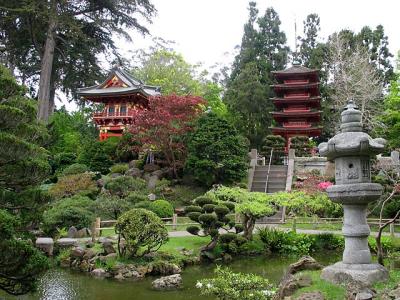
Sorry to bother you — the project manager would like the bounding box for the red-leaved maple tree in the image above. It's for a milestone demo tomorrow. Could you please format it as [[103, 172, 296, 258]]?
[[130, 94, 205, 177]]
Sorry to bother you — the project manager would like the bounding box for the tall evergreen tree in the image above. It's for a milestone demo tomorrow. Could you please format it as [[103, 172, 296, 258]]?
[[224, 4, 288, 148]]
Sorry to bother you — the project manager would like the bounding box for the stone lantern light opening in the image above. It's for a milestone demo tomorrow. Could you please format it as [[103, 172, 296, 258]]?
[[318, 100, 389, 285]]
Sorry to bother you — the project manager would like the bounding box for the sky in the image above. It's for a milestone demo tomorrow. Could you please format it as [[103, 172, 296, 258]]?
[[56, 0, 400, 110]]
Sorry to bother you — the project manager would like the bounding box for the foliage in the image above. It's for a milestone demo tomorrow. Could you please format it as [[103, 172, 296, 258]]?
[[290, 136, 313, 157], [42, 195, 95, 235], [115, 209, 168, 257], [149, 200, 174, 218], [94, 194, 132, 220], [110, 163, 129, 174], [0, 210, 49, 295], [225, 4, 289, 148], [0, 66, 50, 294], [196, 266, 276, 300], [261, 135, 286, 162], [78, 138, 119, 174], [271, 191, 342, 218], [185, 113, 248, 187], [185, 196, 236, 252], [115, 132, 139, 162], [104, 176, 147, 197], [125, 191, 149, 205], [48, 172, 98, 199], [59, 163, 89, 177], [129, 94, 205, 177]]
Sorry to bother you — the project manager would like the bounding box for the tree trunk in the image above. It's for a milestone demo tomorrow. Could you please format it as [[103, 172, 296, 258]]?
[[375, 230, 384, 266], [243, 215, 255, 240], [200, 235, 219, 252], [37, 17, 57, 123], [48, 75, 56, 116]]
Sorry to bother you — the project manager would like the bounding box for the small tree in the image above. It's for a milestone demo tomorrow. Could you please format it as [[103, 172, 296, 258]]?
[[130, 94, 205, 177], [48, 172, 98, 199], [185, 113, 248, 187], [290, 136, 313, 157], [94, 195, 132, 220], [115, 209, 168, 257], [185, 196, 237, 252]]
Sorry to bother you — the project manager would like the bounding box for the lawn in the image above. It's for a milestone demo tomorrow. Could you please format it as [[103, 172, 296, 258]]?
[[160, 236, 208, 255]]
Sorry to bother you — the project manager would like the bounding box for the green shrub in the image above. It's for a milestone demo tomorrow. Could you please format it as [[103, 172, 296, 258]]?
[[185, 205, 203, 213], [78, 138, 118, 174], [125, 191, 148, 204], [185, 112, 248, 187], [149, 200, 174, 218], [133, 201, 152, 210], [115, 209, 168, 257], [60, 163, 89, 177], [110, 163, 129, 174], [42, 195, 95, 236], [51, 152, 77, 173], [313, 233, 344, 251], [94, 194, 132, 219], [104, 176, 147, 197], [49, 172, 98, 199]]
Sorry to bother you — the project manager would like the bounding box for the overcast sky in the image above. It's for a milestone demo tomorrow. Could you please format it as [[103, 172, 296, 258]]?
[[57, 0, 400, 110]]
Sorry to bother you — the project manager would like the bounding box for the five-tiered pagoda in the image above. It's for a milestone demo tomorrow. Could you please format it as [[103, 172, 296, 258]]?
[[270, 63, 322, 151], [77, 67, 160, 140]]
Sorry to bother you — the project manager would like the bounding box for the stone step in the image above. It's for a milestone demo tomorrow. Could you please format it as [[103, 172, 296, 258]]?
[[255, 166, 287, 171], [253, 171, 287, 178], [251, 182, 286, 189], [251, 186, 286, 193]]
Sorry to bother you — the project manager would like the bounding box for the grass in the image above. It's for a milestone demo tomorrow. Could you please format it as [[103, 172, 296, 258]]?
[[292, 270, 346, 299], [160, 236, 208, 255]]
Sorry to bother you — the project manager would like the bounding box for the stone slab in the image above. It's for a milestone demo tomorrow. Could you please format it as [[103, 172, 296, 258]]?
[[57, 238, 78, 247], [36, 237, 54, 256], [321, 262, 388, 286]]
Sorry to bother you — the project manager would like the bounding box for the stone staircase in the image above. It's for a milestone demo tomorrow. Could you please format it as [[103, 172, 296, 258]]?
[[250, 165, 288, 193]]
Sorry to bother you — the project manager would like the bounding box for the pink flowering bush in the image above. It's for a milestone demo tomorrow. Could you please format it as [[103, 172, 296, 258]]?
[[317, 181, 333, 191]]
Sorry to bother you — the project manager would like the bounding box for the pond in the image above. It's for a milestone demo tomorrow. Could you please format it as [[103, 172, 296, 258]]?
[[2, 254, 341, 300]]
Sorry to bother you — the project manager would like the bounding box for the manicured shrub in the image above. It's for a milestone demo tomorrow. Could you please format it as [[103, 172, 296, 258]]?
[[185, 112, 248, 187], [115, 208, 168, 257], [60, 163, 89, 177], [104, 176, 147, 197], [149, 200, 174, 218], [110, 163, 129, 174], [185, 205, 203, 213], [125, 191, 148, 204], [133, 201, 152, 210], [48, 172, 98, 199], [94, 194, 132, 219], [42, 195, 95, 235]]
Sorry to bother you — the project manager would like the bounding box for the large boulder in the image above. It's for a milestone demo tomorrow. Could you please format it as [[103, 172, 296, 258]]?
[[152, 274, 182, 290], [125, 168, 142, 178], [287, 256, 323, 275], [151, 262, 181, 275], [57, 238, 78, 248], [102, 241, 116, 255], [75, 228, 91, 238], [91, 268, 107, 278], [35, 237, 54, 256], [143, 163, 160, 173], [67, 226, 78, 238], [71, 246, 85, 259]]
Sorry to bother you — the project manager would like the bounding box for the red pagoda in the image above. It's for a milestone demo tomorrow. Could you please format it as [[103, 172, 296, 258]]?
[[77, 67, 160, 140], [270, 64, 322, 151]]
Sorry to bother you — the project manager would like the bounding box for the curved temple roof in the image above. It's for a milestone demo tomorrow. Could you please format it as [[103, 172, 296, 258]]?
[[77, 66, 161, 98]]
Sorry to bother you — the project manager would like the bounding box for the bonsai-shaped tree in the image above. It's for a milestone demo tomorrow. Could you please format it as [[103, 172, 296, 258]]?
[[261, 135, 286, 164], [185, 196, 239, 252], [115, 208, 168, 257], [290, 136, 313, 157]]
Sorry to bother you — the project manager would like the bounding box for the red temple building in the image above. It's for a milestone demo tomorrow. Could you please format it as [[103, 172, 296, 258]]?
[[77, 67, 160, 140], [270, 64, 322, 151]]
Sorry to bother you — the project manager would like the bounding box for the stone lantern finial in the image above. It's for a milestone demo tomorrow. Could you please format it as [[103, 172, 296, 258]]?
[[340, 100, 362, 133]]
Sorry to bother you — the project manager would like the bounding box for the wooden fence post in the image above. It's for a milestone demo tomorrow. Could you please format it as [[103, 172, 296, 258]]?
[[292, 217, 297, 233], [172, 214, 177, 231], [390, 223, 395, 238], [95, 217, 101, 237]]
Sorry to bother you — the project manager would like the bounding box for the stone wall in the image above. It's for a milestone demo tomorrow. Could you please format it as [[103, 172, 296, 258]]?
[[294, 156, 335, 177]]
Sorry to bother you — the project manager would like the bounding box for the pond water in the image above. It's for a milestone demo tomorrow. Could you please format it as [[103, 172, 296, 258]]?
[[2, 254, 341, 300]]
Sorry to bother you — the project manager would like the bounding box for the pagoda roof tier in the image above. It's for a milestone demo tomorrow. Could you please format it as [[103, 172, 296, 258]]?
[[271, 126, 322, 137], [271, 111, 322, 121], [271, 82, 319, 91], [77, 67, 160, 100], [270, 97, 321, 108], [272, 64, 319, 82]]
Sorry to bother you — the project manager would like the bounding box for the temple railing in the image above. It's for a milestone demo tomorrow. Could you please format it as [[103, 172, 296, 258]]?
[[93, 111, 131, 118]]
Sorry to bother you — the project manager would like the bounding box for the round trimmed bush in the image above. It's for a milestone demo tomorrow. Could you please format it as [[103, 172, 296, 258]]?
[[187, 212, 201, 222], [149, 200, 174, 218], [115, 208, 168, 257], [199, 213, 217, 225], [185, 205, 203, 213], [203, 204, 216, 213], [60, 163, 89, 176], [194, 197, 215, 207], [110, 163, 129, 174]]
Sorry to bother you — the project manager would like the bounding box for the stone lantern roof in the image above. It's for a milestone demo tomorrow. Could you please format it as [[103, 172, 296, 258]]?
[[318, 101, 386, 160]]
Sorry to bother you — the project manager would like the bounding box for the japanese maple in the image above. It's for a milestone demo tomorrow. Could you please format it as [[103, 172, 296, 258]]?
[[130, 94, 205, 177]]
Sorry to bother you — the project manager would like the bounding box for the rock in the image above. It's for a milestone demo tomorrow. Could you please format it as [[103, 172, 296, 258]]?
[[114, 273, 125, 280], [151, 169, 164, 178], [60, 257, 71, 268], [98, 253, 117, 263], [147, 175, 158, 190], [287, 256, 323, 275], [99, 237, 116, 244], [57, 238, 78, 248], [275, 274, 299, 298], [152, 274, 182, 290], [151, 262, 181, 275], [389, 285, 400, 299], [137, 265, 153, 277], [297, 274, 312, 288], [79, 260, 90, 272], [83, 249, 96, 260], [35, 237, 54, 256], [71, 247, 85, 258], [91, 268, 107, 278], [296, 291, 325, 300], [126, 168, 142, 178], [345, 280, 376, 300], [128, 160, 139, 169], [102, 241, 116, 255], [355, 292, 374, 300], [96, 178, 105, 187], [111, 173, 122, 178], [75, 228, 91, 238], [144, 163, 160, 173], [67, 226, 78, 238]]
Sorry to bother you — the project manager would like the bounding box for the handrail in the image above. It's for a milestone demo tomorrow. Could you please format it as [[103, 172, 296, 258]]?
[[264, 148, 274, 193]]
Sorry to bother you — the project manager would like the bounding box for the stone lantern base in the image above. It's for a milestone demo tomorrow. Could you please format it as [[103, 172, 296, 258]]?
[[321, 262, 389, 286]]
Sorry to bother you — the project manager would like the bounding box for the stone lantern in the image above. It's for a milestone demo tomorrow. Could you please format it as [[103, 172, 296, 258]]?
[[318, 101, 388, 285]]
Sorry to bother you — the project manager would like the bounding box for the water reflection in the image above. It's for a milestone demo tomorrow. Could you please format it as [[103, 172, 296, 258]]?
[[38, 270, 79, 300]]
